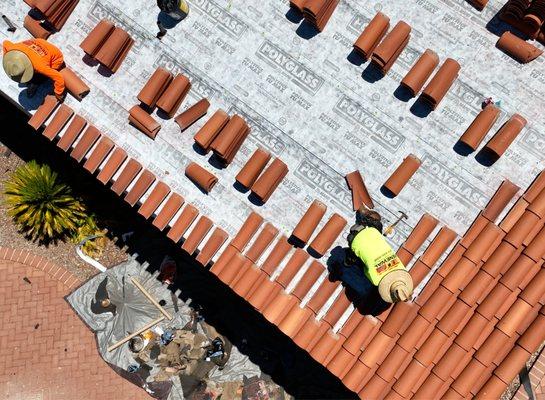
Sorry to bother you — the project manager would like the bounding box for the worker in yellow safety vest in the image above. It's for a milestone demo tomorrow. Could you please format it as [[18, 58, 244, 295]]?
[[341, 209, 414, 303]]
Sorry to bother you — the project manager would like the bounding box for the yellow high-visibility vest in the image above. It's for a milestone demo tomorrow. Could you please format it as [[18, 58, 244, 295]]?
[[350, 227, 406, 286]]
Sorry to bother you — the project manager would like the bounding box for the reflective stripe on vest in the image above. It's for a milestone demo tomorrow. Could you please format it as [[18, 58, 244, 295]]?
[[350, 227, 406, 286]]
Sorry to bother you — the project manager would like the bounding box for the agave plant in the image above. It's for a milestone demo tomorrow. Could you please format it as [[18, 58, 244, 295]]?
[[71, 215, 107, 257], [3, 161, 87, 242]]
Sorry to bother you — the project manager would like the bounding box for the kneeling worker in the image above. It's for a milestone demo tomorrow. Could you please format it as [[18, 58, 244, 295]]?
[[2, 38, 66, 101], [344, 208, 414, 303]]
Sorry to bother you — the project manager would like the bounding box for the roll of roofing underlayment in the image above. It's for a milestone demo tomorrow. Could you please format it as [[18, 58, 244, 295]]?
[[137, 67, 173, 108], [185, 162, 218, 193], [129, 105, 161, 139], [235, 147, 271, 189], [400, 49, 439, 96], [459, 104, 501, 150], [292, 200, 328, 244], [156, 74, 191, 117], [353, 12, 390, 59], [193, 109, 230, 151], [371, 21, 411, 74]]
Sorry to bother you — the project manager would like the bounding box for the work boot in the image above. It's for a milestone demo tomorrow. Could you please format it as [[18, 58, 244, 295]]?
[[26, 83, 38, 98]]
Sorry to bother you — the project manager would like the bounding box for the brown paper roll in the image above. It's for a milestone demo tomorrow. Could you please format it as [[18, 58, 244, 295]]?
[[371, 21, 411, 73], [400, 49, 439, 96], [194, 110, 230, 151], [496, 31, 543, 63], [156, 74, 191, 117], [137, 67, 173, 109], [185, 162, 218, 193], [353, 12, 390, 59], [129, 105, 161, 139], [174, 99, 210, 131], [383, 154, 422, 196], [459, 104, 501, 151], [292, 200, 327, 244], [484, 114, 527, 158], [80, 20, 115, 57], [251, 158, 289, 203], [235, 147, 271, 189], [60, 68, 90, 101], [308, 213, 347, 257], [421, 58, 460, 109]]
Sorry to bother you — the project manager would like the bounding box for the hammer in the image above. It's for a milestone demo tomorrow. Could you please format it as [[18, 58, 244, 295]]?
[[2, 15, 16, 32], [384, 211, 408, 237]]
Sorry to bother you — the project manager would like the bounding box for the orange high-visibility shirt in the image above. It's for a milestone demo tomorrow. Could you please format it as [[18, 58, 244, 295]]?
[[3, 39, 65, 96]]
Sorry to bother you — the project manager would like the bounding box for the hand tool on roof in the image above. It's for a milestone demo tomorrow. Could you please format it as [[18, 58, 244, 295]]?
[[384, 210, 408, 237], [2, 15, 16, 32], [132, 277, 173, 320]]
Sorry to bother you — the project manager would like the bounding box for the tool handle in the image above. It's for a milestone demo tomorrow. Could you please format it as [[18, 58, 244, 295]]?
[[2, 15, 16, 32]]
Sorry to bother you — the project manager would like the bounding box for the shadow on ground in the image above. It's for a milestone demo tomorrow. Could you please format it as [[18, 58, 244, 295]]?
[[0, 95, 356, 399]]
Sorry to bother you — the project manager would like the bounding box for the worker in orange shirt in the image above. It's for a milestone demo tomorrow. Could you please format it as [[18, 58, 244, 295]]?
[[2, 38, 66, 101]]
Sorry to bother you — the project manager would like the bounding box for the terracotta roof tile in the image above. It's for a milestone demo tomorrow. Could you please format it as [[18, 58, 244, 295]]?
[[341, 360, 371, 393], [495, 345, 531, 384], [359, 330, 395, 367], [247, 278, 281, 311], [453, 358, 487, 397], [499, 197, 529, 233], [232, 263, 263, 299], [463, 222, 503, 263], [231, 212, 263, 252], [338, 310, 363, 339], [322, 291, 351, 328], [380, 301, 418, 338], [520, 269, 545, 306], [470, 364, 494, 396], [515, 303, 540, 336], [481, 240, 518, 277], [410, 262, 432, 290], [455, 312, 489, 350], [522, 219, 545, 246], [517, 313, 545, 352], [217, 252, 247, 285], [523, 225, 545, 262], [398, 314, 433, 351], [396, 246, 414, 266], [343, 315, 379, 355], [383, 389, 405, 400], [492, 334, 518, 367], [475, 374, 507, 399], [262, 291, 298, 325], [260, 235, 291, 276], [275, 248, 309, 288], [494, 288, 520, 321], [437, 298, 471, 336], [442, 386, 466, 399], [475, 328, 510, 365], [420, 226, 457, 268], [459, 270, 494, 306], [326, 346, 358, 378], [460, 213, 489, 248], [402, 213, 439, 254], [436, 243, 465, 278], [306, 278, 340, 313], [441, 256, 478, 294], [414, 328, 450, 366], [244, 223, 278, 262], [392, 358, 427, 397], [527, 187, 545, 218], [432, 342, 466, 380], [482, 180, 520, 222], [359, 374, 390, 399], [277, 305, 313, 338], [291, 260, 324, 301], [293, 318, 326, 351], [419, 285, 456, 322], [415, 273, 443, 306], [476, 282, 512, 320], [518, 259, 542, 291], [504, 210, 541, 248], [209, 245, 237, 276], [413, 371, 445, 399], [524, 171, 545, 203], [376, 343, 410, 381], [309, 330, 343, 364]]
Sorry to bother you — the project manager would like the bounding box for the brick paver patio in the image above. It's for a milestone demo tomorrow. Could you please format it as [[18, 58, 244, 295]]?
[[0, 247, 149, 399]]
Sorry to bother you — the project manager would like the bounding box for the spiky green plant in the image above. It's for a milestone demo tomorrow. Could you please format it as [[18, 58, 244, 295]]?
[[71, 215, 107, 257], [3, 161, 87, 242]]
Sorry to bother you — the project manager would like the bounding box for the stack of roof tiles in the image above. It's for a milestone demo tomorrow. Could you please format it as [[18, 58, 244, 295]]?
[[23, 0, 79, 38], [28, 95, 545, 399], [289, 0, 339, 32]]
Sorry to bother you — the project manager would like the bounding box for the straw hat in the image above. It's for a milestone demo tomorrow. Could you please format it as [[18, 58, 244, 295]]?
[[3, 50, 33, 83], [378, 269, 414, 303]]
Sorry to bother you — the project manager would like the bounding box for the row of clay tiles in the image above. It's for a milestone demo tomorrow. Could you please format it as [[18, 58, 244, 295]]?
[[26, 95, 233, 267], [26, 95, 545, 399], [23, 0, 79, 39]]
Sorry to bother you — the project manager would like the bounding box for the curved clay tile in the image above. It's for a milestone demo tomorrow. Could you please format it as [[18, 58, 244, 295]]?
[[292, 200, 328, 244], [371, 21, 411, 74], [275, 248, 309, 289], [420, 226, 457, 268], [396, 246, 414, 266], [217, 251, 246, 285], [327, 346, 358, 378], [129, 105, 161, 139], [383, 154, 421, 196], [475, 328, 510, 366], [262, 292, 298, 325], [401, 49, 439, 96], [484, 113, 527, 158], [482, 180, 520, 222], [250, 158, 289, 203], [345, 170, 374, 210], [94, 27, 134, 72], [419, 285, 455, 321], [195, 227, 228, 266], [358, 373, 389, 399], [277, 305, 314, 338], [504, 210, 541, 247], [28, 95, 59, 130], [519, 269, 545, 306], [193, 110, 230, 152], [293, 317, 325, 351], [527, 185, 545, 218], [153, 193, 184, 231], [421, 58, 460, 109], [475, 374, 508, 399], [451, 357, 485, 397], [70, 125, 101, 162], [209, 245, 237, 276], [80, 20, 115, 57], [247, 278, 282, 311], [24, 15, 51, 39], [459, 104, 501, 151], [437, 298, 471, 335], [137, 182, 171, 219], [96, 147, 127, 184], [409, 260, 431, 286], [497, 31, 543, 63], [306, 278, 340, 313], [353, 12, 390, 60], [83, 136, 115, 174], [500, 197, 529, 233], [402, 213, 439, 255], [476, 282, 512, 321], [338, 311, 364, 339], [232, 262, 262, 298], [57, 114, 87, 151], [60, 68, 90, 101], [494, 345, 532, 384], [414, 328, 450, 366], [343, 315, 379, 355], [289, 0, 306, 13], [210, 114, 250, 165], [468, 0, 489, 10], [182, 216, 213, 254], [260, 235, 291, 275], [518, 313, 545, 352], [524, 170, 545, 202], [185, 162, 218, 193], [244, 223, 278, 263], [391, 358, 427, 397], [174, 98, 210, 131], [380, 301, 417, 338], [42, 103, 74, 140], [459, 269, 494, 305], [376, 343, 410, 382], [463, 222, 502, 264], [110, 159, 142, 195], [231, 212, 263, 252], [413, 371, 444, 398], [460, 212, 493, 248], [522, 225, 545, 261], [322, 290, 351, 328], [301, 0, 339, 32], [497, 298, 533, 337], [235, 147, 271, 189], [500, 253, 536, 291], [342, 360, 371, 393], [308, 213, 347, 257], [156, 74, 191, 118], [310, 330, 344, 365], [291, 260, 324, 301], [124, 169, 155, 207], [137, 67, 173, 109], [432, 342, 466, 380]]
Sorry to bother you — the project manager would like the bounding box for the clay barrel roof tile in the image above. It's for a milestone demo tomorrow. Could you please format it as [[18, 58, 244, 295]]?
[[166, 204, 199, 243]]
